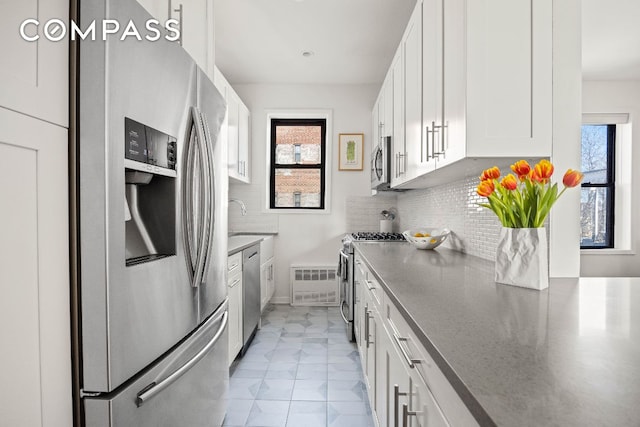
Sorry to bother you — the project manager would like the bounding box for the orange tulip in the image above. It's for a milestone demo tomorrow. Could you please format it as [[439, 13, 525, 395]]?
[[510, 160, 531, 180], [562, 169, 584, 188], [532, 160, 554, 184], [500, 174, 518, 191], [479, 166, 501, 181], [477, 179, 495, 197]]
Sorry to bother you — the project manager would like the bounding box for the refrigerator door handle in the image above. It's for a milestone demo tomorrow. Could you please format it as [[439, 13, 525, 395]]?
[[182, 117, 197, 283], [192, 108, 212, 288], [136, 309, 228, 407], [198, 112, 216, 281], [187, 106, 209, 288]]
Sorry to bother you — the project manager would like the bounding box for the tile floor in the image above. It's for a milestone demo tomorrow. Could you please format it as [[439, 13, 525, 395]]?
[[224, 304, 375, 427]]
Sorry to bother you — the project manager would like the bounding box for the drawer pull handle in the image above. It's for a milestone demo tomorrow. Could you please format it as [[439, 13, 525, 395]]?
[[393, 333, 422, 369], [364, 308, 375, 348], [228, 262, 239, 271], [402, 403, 422, 427], [229, 278, 240, 288], [394, 385, 408, 427], [366, 280, 375, 291]]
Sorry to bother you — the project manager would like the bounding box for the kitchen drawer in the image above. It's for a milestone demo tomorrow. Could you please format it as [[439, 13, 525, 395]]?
[[384, 298, 478, 427], [355, 256, 383, 309], [228, 252, 242, 276]]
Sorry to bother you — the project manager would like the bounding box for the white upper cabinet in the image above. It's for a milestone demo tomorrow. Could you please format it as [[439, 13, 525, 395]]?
[[381, 0, 552, 189], [389, 46, 404, 187], [0, 0, 69, 127], [136, 0, 215, 79], [401, 1, 423, 184], [213, 66, 251, 183]]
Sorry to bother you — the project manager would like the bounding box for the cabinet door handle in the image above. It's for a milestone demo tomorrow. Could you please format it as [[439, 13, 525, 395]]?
[[365, 280, 375, 291], [398, 153, 406, 176], [394, 385, 408, 427], [402, 403, 422, 427], [364, 308, 371, 348], [393, 333, 422, 368]]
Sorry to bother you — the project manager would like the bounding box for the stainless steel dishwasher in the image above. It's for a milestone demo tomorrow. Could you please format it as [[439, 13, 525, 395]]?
[[241, 244, 261, 353]]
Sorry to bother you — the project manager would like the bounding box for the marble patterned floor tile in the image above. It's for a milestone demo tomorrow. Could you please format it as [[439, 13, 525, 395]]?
[[296, 363, 328, 380], [268, 348, 302, 363], [327, 363, 363, 381], [327, 380, 367, 402], [228, 305, 375, 426], [256, 379, 295, 400], [299, 350, 328, 364], [286, 401, 327, 427], [245, 400, 290, 427], [275, 341, 304, 350], [265, 362, 298, 380], [229, 378, 262, 400], [223, 399, 254, 426], [291, 379, 328, 401]]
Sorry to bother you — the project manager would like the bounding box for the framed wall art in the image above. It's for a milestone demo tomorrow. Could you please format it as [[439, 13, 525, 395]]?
[[338, 133, 364, 171]]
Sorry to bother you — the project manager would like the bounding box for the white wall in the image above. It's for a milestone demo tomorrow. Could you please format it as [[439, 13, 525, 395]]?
[[549, 0, 582, 278], [581, 80, 640, 277], [229, 84, 378, 302]]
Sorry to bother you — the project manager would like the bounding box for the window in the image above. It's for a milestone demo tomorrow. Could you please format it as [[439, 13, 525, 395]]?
[[269, 118, 327, 209], [580, 124, 615, 248]]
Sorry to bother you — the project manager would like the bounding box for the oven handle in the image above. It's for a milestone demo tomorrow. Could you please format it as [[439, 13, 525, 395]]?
[[339, 300, 350, 324], [339, 250, 349, 280]]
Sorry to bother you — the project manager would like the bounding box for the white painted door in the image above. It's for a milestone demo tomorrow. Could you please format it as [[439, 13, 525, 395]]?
[[465, 0, 552, 158], [401, 1, 423, 184], [179, 0, 215, 78], [237, 101, 250, 182], [0, 0, 68, 127], [0, 107, 71, 427], [136, 0, 215, 79], [390, 46, 405, 187], [227, 90, 240, 180], [421, 0, 442, 173]]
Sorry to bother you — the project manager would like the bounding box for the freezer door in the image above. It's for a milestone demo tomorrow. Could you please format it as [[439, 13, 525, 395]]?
[[79, 0, 200, 392], [196, 69, 229, 322], [84, 302, 229, 427]]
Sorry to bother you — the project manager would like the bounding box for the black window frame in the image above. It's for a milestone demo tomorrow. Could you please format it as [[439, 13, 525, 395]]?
[[269, 118, 327, 210], [580, 124, 615, 249]]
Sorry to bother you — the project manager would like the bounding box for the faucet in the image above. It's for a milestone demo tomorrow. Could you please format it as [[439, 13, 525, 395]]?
[[229, 198, 247, 216]]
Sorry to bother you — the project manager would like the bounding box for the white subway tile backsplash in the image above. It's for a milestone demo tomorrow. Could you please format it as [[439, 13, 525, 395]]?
[[397, 174, 504, 261], [345, 193, 399, 232]]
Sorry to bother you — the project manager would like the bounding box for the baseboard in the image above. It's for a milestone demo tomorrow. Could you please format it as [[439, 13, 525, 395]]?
[[270, 296, 290, 305]]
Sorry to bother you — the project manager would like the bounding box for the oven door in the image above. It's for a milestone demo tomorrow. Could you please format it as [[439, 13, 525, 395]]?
[[338, 249, 354, 341]]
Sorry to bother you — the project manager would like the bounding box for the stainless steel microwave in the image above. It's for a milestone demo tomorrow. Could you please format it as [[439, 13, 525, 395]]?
[[371, 136, 391, 190]]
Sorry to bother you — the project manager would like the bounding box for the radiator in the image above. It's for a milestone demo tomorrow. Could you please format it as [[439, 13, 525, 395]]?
[[290, 265, 339, 306]]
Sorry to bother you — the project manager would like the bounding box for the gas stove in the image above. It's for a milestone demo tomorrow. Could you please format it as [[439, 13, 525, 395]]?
[[338, 231, 406, 343], [346, 231, 406, 242]]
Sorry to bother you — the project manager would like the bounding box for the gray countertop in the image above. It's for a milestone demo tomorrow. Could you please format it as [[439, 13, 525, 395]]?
[[354, 242, 640, 426], [228, 235, 264, 255]]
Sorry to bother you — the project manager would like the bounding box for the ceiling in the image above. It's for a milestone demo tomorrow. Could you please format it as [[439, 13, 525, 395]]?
[[214, 0, 640, 85], [214, 0, 416, 85]]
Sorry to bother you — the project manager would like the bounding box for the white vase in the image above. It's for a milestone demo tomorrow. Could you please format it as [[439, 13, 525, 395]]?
[[495, 227, 549, 290]]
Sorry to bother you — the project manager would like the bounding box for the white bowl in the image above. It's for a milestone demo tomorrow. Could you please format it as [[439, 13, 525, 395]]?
[[403, 228, 450, 250]]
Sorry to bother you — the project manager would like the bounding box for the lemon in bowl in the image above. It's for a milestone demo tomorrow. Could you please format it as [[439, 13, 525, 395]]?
[[403, 228, 450, 250]]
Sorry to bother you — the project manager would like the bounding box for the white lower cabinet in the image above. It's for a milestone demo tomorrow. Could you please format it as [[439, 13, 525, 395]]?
[[259, 236, 275, 311], [355, 252, 478, 427], [227, 252, 243, 364], [0, 108, 72, 427], [260, 258, 274, 312]]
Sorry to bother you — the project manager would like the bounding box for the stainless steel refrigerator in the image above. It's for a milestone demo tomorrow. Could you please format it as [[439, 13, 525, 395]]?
[[73, 0, 229, 425]]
